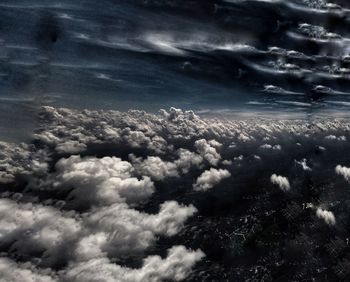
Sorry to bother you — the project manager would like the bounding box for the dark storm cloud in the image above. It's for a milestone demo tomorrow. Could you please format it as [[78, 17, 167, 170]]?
[[34, 12, 63, 49]]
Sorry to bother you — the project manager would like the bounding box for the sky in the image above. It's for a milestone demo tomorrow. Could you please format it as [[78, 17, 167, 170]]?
[[2, 0, 350, 141]]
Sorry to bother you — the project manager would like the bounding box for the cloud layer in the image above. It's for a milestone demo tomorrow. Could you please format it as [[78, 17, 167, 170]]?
[[2, 106, 350, 281]]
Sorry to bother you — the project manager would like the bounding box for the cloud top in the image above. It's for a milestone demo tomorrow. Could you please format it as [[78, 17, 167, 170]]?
[[193, 168, 231, 191], [270, 174, 290, 191]]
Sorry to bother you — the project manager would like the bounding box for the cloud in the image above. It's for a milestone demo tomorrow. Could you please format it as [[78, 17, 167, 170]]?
[[335, 165, 350, 182], [129, 149, 203, 181], [34, 107, 170, 155], [0, 196, 199, 275], [259, 144, 281, 150], [295, 159, 312, 171], [208, 139, 222, 149], [325, 135, 346, 141], [270, 174, 290, 191], [195, 139, 221, 166], [52, 156, 155, 207], [76, 201, 197, 260], [31, 106, 350, 168], [55, 140, 87, 154], [175, 149, 204, 174], [193, 168, 231, 191], [66, 246, 204, 282], [0, 141, 49, 184], [0, 150, 201, 275], [316, 208, 336, 226], [129, 155, 179, 181], [0, 258, 57, 282], [0, 198, 81, 266]]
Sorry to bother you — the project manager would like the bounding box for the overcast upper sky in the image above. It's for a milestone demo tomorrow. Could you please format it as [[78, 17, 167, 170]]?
[[1, 0, 350, 113]]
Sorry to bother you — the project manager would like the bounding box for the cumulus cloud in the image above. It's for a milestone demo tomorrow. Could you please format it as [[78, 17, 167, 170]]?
[[335, 165, 350, 182], [270, 174, 290, 191], [52, 156, 155, 206], [55, 140, 87, 154], [0, 196, 199, 278], [30, 106, 350, 165], [175, 149, 204, 174], [0, 150, 201, 278], [208, 139, 222, 149], [0, 258, 57, 282], [316, 208, 336, 226], [193, 168, 231, 191], [129, 149, 203, 181], [34, 107, 170, 155], [1, 193, 201, 282], [76, 201, 197, 260], [0, 198, 81, 265], [195, 139, 222, 166], [0, 142, 49, 184], [66, 246, 204, 282], [325, 135, 346, 141], [129, 155, 180, 181]]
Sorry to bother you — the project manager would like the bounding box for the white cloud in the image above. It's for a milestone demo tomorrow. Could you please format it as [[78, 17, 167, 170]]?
[[325, 135, 346, 141], [52, 156, 155, 206], [55, 140, 87, 154], [237, 133, 252, 142], [0, 197, 199, 277], [259, 144, 281, 150], [270, 174, 290, 191], [316, 208, 336, 226], [31, 107, 350, 168], [195, 139, 221, 166], [175, 149, 204, 174], [148, 201, 197, 236], [193, 168, 231, 191], [335, 165, 350, 182], [295, 159, 312, 171], [0, 198, 81, 264], [0, 258, 57, 282], [66, 246, 204, 282], [208, 139, 222, 148], [122, 128, 154, 149], [129, 154, 179, 181], [129, 149, 203, 181], [222, 160, 233, 165], [0, 142, 49, 184]]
